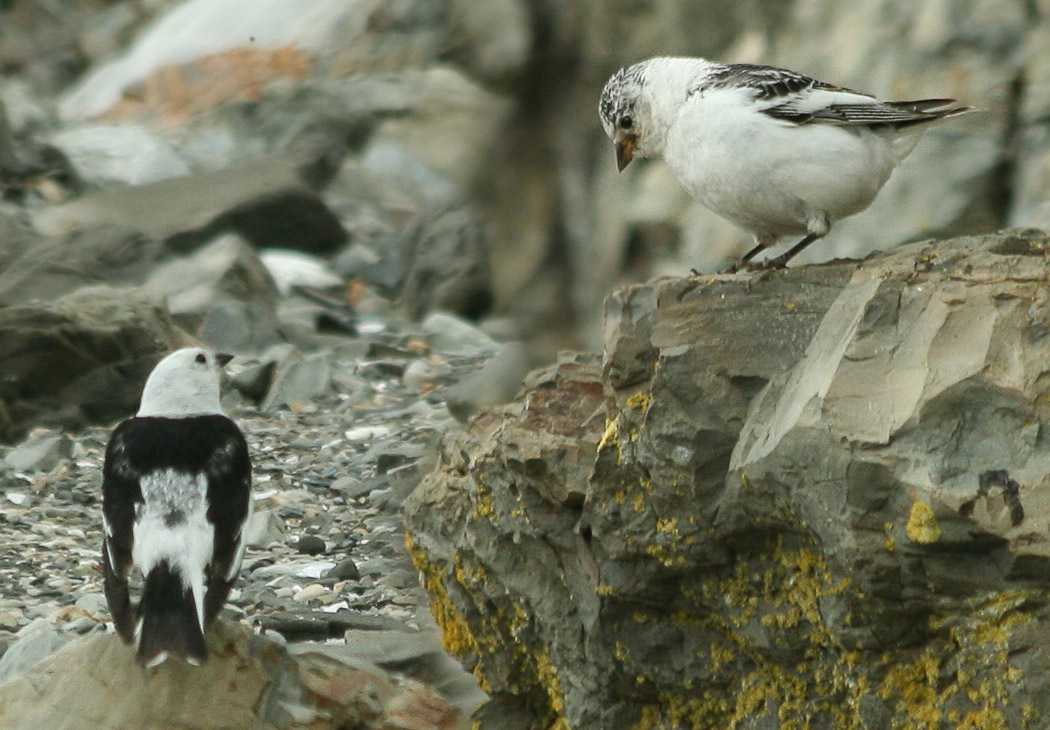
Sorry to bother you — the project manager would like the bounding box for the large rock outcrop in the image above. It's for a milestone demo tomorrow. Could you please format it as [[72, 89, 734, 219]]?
[[405, 229, 1050, 729]]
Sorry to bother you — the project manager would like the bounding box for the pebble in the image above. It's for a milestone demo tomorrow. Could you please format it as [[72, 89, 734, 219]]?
[[296, 535, 326, 555], [292, 584, 327, 602]]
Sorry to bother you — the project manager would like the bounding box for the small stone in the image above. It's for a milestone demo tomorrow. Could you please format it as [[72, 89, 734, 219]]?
[[244, 509, 286, 548], [327, 559, 361, 581], [4, 431, 73, 473], [296, 535, 326, 556], [0, 610, 22, 631], [293, 584, 327, 602]]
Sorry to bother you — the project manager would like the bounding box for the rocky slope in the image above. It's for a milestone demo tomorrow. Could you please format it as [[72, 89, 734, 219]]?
[[405, 229, 1050, 730]]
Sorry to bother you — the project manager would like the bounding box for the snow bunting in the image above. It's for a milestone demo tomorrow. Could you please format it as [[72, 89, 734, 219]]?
[[599, 57, 973, 271], [102, 347, 252, 667]]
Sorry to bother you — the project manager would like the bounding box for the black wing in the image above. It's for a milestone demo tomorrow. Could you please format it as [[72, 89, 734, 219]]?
[[764, 97, 971, 127], [704, 63, 970, 128], [201, 418, 252, 625], [704, 63, 858, 101], [101, 420, 144, 643]]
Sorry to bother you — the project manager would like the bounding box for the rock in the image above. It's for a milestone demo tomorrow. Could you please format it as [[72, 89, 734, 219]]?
[[141, 233, 282, 352], [260, 249, 344, 297], [444, 343, 529, 422], [327, 559, 362, 581], [296, 535, 327, 556], [398, 205, 492, 321], [0, 224, 165, 307], [49, 124, 191, 187], [58, 0, 365, 120], [420, 312, 500, 357], [293, 584, 327, 602], [0, 286, 188, 441], [0, 618, 73, 683], [405, 231, 1050, 729], [3, 429, 72, 472], [0, 621, 467, 730], [244, 508, 287, 548], [260, 346, 332, 410], [32, 159, 347, 255]]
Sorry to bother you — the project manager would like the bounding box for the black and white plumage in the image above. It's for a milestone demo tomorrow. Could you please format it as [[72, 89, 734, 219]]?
[[102, 347, 251, 667], [599, 56, 973, 272]]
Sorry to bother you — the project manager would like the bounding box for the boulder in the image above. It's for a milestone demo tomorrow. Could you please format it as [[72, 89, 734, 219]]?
[[0, 620, 469, 730], [404, 229, 1050, 729], [142, 233, 282, 353], [32, 160, 347, 254], [0, 224, 166, 306], [0, 286, 188, 441]]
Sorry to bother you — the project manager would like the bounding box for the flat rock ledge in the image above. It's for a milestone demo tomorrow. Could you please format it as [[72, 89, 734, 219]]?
[[404, 229, 1050, 730], [0, 620, 465, 730]]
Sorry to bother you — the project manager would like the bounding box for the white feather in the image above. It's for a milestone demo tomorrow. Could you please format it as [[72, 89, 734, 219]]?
[[132, 468, 213, 631]]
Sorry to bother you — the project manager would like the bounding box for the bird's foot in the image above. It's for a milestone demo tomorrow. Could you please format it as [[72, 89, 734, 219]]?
[[743, 254, 791, 272]]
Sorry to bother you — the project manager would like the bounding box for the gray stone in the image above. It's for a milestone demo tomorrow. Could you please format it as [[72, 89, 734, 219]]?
[[0, 224, 166, 307], [142, 233, 281, 353], [32, 160, 347, 255], [3, 430, 72, 472], [49, 124, 191, 187], [244, 508, 286, 548], [398, 205, 492, 321], [420, 312, 500, 357], [405, 231, 1050, 730], [260, 347, 332, 410], [296, 535, 326, 556], [0, 618, 73, 683], [327, 559, 362, 581], [444, 343, 529, 422]]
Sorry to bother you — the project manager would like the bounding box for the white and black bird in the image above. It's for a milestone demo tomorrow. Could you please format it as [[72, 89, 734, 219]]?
[[101, 347, 251, 667], [599, 57, 973, 271]]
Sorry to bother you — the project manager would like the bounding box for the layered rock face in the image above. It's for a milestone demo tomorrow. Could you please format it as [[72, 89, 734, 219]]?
[[405, 229, 1050, 729]]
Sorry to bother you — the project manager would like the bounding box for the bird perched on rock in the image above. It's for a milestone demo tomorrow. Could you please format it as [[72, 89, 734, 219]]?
[[599, 56, 973, 272], [101, 347, 251, 667]]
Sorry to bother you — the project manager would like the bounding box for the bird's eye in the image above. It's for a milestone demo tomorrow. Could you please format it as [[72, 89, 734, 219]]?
[[619, 115, 633, 130], [195, 353, 207, 365]]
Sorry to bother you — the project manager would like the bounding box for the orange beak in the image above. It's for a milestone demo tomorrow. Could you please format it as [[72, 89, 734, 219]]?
[[615, 136, 636, 172]]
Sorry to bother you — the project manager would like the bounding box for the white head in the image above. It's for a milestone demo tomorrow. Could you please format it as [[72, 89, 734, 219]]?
[[599, 57, 714, 170], [137, 347, 233, 418]]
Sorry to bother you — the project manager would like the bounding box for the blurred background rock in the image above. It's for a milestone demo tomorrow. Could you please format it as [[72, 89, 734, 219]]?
[[0, 0, 1034, 355]]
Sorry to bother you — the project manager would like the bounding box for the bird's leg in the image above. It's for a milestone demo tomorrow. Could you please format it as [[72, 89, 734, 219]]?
[[720, 241, 768, 274], [748, 232, 821, 271]]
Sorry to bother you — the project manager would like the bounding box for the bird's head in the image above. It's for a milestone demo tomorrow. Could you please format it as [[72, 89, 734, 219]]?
[[137, 347, 234, 418], [599, 65, 648, 172]]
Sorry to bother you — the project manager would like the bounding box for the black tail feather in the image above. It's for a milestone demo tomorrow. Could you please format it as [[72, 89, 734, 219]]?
[[102, 540, 135, 645], [137, 560, 207, 667]]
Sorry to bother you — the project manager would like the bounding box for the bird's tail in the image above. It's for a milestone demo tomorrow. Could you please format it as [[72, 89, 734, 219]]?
[[136, 560, 207, 667]]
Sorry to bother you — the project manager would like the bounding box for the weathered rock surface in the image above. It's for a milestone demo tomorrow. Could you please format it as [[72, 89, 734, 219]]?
[[405, 229, 1050, 729], [0, 286, 188, 441], [0, 620, 468, 730]]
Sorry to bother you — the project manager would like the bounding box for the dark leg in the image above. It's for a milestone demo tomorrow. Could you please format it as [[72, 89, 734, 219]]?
[[748, 232, 821, 271], [720, 241, 768, 274]]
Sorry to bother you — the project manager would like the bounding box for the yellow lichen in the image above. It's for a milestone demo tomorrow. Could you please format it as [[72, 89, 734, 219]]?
[[906, 501, 941, 544], [598, 417, 619, 450], [625, 390, 652, 414], [884, 522, 896, 552]]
